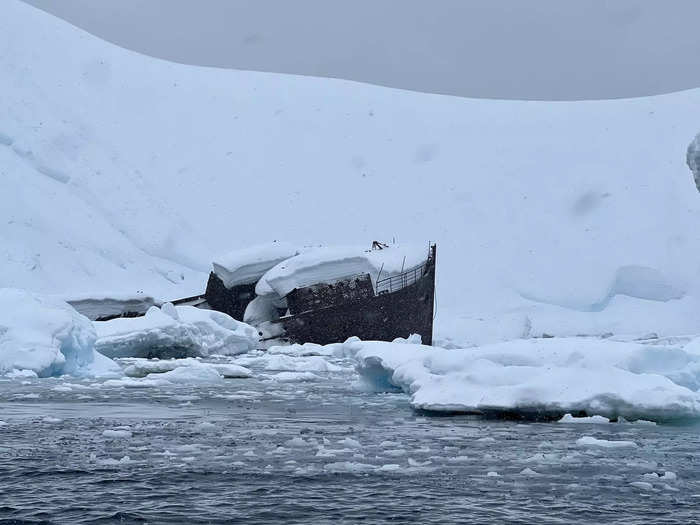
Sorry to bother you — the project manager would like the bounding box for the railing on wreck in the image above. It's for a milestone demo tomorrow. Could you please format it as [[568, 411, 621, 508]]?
[[375, 260, 429, 295]]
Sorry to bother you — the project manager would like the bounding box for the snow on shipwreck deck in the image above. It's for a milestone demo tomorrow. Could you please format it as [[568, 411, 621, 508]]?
[[255, 244, 430, 298]]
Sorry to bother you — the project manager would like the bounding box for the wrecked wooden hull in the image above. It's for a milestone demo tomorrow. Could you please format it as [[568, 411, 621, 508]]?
[[276, 246, 436, 345]]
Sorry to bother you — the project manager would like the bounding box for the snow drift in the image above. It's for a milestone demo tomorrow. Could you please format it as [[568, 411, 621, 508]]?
[[338, 337, 700, 422], [3, 1, 700, 344], [212, 242, 299, 288], [257, 244, 428, 298], [0, 288, 118, 377], [94, 303, 259, 358]]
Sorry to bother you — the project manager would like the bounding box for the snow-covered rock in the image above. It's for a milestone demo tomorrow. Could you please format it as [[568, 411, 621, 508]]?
[[0, 288, 119, 377], [341, 337, 700, 422], [94, 304, 259, 358], [212, 242, 299, 288], [688, 132, 700, 192]]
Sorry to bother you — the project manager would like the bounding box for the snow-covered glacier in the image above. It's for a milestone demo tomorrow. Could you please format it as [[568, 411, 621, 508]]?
[[3, 1, 700, 345]]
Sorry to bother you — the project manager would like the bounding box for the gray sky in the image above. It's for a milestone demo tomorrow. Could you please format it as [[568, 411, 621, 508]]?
[[22, 0, 700, 101]]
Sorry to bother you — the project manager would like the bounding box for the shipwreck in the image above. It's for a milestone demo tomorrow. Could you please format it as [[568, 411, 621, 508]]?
[[76, 242, 437, 346]]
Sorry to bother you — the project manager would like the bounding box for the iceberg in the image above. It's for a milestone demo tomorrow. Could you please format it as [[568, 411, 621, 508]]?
[[340, 337, 700, 422], [0, 288, 119, 377], [94, 303, 259, 358]]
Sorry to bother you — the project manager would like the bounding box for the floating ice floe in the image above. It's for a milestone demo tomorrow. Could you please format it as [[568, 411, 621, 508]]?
[[121, 358, 252, 379], [104, 361, 226, 388], [0, 288, 120, 378], [267, 343, 338, 357], [267, 371, 321, 383], [576, 436, 638, 449], [336, 336, 700, 422], [243, 354, 343, 373], [558, 414, 610, 424], [94, 303, 259, 358]]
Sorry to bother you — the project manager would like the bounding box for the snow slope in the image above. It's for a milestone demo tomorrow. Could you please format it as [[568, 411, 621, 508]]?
[[3, 1, 700, 343]]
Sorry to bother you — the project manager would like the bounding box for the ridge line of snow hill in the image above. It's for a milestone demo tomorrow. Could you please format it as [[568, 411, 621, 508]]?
[[339, 336, 700, 422], [5, 0, 700, 344]]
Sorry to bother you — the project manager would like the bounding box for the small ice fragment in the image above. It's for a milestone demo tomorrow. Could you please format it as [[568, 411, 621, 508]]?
[[193, 421, 217, 433], [486, 471, 499, 477], [323, 461, 376, 473], [379, 464, 401, 472], [285, 437, 307, 448], [102, 429, 133, 439], [43, 416, 63, 424], [338, 437, 361, 449], [558, 414, 610, 424], [576, 436, 637, 449], [629, 481, 654, 491]]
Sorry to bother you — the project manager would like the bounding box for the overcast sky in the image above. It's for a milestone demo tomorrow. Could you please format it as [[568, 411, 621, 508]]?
[[22, 0, 700, 101]]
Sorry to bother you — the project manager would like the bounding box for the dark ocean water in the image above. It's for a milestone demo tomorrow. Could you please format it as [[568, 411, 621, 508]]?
[[1, 355, 700, 524]]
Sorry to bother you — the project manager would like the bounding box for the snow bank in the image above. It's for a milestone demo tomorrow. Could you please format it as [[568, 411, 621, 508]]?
[[0, 288, 119, 377], [95, 303, 258, 358], [258, 245, 428, 297], [340, 337, 700, 421], [212, 242, 299, 288]]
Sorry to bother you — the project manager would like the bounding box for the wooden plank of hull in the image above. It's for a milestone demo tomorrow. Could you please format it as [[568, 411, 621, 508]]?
[[279, 257, 436, 346]]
